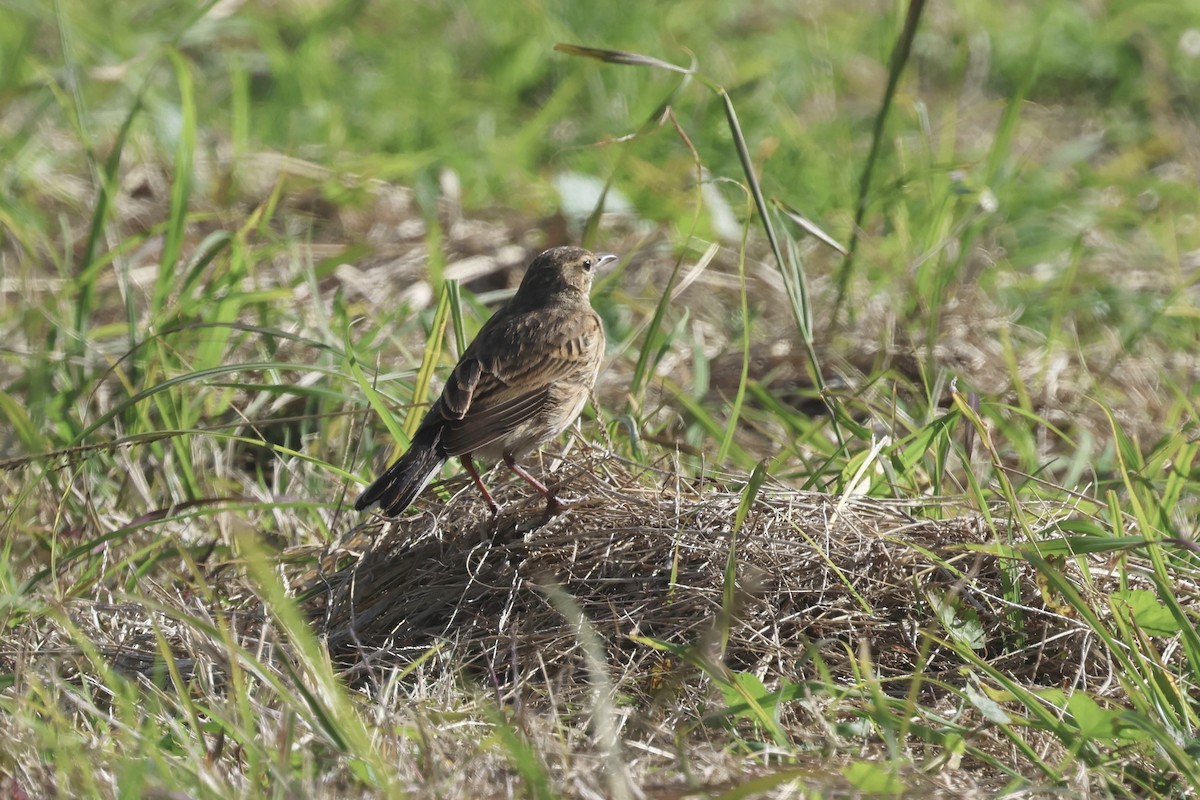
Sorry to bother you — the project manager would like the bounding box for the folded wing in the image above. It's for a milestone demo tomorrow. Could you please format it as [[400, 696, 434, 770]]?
[[435, 307, 602, 457]]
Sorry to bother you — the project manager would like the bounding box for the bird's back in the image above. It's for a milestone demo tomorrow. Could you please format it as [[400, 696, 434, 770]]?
[[436, 301, 603, 460]]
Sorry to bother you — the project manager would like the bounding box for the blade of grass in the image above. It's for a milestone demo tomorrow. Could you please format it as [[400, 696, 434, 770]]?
[[772, 196, 848, 255], [719, 461, 767, 656], [446, 278, 467, 355], [716, 217, 752, 466], [68, 70, 144, 389], [556, 43, 832, 402], [404, 282, 452, 440], [836, 0, 927, 315], [541, 583, 633, 800], [153, 49, 197, 318], [73, 361, 353, 444], [483, 705, 555, 800], [237, 530, 401, 793]]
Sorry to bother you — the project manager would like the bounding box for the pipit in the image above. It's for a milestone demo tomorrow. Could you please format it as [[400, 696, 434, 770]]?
[[355, 246, 616, 517]]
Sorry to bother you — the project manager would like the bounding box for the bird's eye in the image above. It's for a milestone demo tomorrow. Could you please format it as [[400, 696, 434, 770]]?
[[582, 258, 593, 271]]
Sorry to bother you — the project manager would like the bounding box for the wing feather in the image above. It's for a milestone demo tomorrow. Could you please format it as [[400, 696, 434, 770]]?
[[428, 306, 604, 456]]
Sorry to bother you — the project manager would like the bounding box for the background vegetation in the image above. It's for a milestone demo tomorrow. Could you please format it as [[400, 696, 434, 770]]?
[[2, 0, 1198, 796]]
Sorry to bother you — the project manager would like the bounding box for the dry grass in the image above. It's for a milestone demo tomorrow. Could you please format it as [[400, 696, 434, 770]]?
[[3, 160, 1192, 793], [6, 445, 1157, 795], [308, 448, 1132, 695]]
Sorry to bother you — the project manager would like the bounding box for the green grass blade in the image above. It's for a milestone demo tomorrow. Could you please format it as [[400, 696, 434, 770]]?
[[238, 531, 401, 793], [836, 0, 928, 314], [715, 237, 751, 466], [404, 282, 452, 440], [720, 461, 767, 655], [153, 49, 197, 318]]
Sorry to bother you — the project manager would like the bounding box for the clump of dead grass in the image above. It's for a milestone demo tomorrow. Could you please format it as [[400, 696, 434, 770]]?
[[305, 448, 1113, 700]]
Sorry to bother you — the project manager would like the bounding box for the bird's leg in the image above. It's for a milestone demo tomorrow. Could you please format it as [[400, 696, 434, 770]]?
[[503, 453, 562, 515], [461, 455, 499, 516]]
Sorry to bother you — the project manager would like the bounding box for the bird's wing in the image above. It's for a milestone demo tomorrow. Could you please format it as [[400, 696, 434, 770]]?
[[439, 383, 551, 456], [437, 308, 603, 457], [440, 357, 481, 421]]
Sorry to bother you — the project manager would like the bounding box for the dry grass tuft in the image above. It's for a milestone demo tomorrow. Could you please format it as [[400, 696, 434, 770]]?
[[306, 448, 1108, 698]]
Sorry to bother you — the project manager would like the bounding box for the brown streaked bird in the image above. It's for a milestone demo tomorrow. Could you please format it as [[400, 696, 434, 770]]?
[[355, 246, 616, 517]]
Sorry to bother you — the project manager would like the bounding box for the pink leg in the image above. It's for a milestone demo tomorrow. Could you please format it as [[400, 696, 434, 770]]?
[[503, 453, 562, 515], [461, 455, 499, 516]]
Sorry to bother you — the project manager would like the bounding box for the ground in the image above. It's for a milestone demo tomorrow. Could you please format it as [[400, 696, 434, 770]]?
[[2, 1, 1200, 797]]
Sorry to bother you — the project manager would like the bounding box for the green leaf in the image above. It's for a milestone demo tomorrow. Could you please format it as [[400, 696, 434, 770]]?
[[1112, 589, 1179, 637], [0, 389, 45, 453], [928, 591, 986, 650], [1066, 692, 1110, 740], [719, 672, 774, 723], [964, 682, 1012, 725], [841, 761, 905, 795]]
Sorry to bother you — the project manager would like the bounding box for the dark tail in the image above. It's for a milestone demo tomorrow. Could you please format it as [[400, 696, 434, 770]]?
[[354, 428, 444, 516]]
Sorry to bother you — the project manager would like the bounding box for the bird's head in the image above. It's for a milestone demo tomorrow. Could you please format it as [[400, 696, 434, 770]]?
[[515, 246, 618, 305]]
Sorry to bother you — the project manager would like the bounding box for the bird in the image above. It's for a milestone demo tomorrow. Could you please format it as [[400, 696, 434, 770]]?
[[354, 246, 617, 518]]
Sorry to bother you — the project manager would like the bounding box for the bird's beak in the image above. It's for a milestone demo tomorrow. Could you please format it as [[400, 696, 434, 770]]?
[[596, 253, 619, 269]]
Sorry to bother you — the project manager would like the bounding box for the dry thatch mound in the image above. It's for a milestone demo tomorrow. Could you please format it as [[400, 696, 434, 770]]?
[[306, 450, 1096, 696]]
